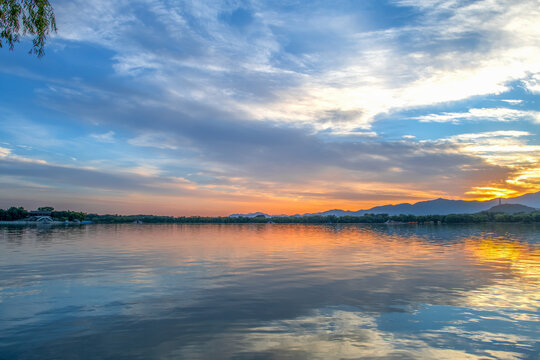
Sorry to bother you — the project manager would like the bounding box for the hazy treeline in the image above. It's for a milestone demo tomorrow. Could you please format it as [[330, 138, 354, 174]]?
[[0, 207, 86, 221], [86, 212, 540, 224], [2, 207, 539, 224], [84, 213, 392, 224], [0, 207, 28, 221]]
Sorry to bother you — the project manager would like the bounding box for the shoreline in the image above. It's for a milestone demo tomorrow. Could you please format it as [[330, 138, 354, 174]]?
[[1, 221, 538, 226], [0, 220, 87, 226]]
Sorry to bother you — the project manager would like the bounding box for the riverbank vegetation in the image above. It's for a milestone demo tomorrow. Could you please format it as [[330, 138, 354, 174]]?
[[1, 207, 539, 224], [0, 207, 85, 221]]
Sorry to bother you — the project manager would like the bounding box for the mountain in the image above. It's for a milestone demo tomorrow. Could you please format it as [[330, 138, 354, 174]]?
[[229, 212, 272, 218], [303, 209, 357, 217], [229, 191, 540, 217], [229, 212, 290, 218], [508, 192, 540, 208], [320, 193, 540, 216], [296, 198, 504, 217], [352, 198, 501, 216], [485, 203, 537, 214]]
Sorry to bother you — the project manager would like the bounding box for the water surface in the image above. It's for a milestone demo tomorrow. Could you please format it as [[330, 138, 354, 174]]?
[[1, 224, 539, 359]]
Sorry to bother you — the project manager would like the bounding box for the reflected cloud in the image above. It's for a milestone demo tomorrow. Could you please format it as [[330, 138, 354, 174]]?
[[1, 224, 539, 358], [464, 238, 540, 313], [206, 307, 529, 360]]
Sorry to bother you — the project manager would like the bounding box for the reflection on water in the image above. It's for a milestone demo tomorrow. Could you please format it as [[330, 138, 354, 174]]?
[[0, 224, 538, 359]]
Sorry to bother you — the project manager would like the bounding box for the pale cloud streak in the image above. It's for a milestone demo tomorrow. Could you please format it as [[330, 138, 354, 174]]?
[[90, 131, 116, 143], [523, 73, 540, 94], [127, 133, 179, 150], [0, 147, 11, 157], [416, 108, 540, 124], [440, 130, 539, 167]]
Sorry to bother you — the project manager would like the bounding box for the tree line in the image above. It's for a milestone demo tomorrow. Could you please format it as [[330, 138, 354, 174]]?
[[0, 207, 85, 221], [86, 211, 540, 224], [1, 206, 539, 224]]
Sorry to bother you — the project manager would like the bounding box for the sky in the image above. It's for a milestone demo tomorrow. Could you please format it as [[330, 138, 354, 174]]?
[[0, 0, 539, 216]]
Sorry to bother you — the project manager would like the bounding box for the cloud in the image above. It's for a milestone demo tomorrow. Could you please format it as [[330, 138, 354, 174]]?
[[0, 146, 11, 157], [436, 130, 540, 196], [500, 99, 523, 105], [522, 71, 540, 94], [48, 0, 540, 134], [0, 155, 287, 214], [237, 0, 540, 131], [127, 133, 178, 150], [445, 131, 532, 141], [90, 131, 116, 143], [439, 131, 540, 169], [415, 108, 540, 123], [40, 0, 540, 141], [507, 168, 540, 188], [0, 116, 512, 213], [0, 158, 160, 193], [3, 0, 539, 212], [289, 189, 429, 203], [41, 88, 511, 186]]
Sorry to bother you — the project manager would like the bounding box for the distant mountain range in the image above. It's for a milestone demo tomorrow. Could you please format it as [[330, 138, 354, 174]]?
[[230, 191, 540, 217]]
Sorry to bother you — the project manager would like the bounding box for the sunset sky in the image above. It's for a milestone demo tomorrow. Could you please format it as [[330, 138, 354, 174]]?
[[0, 0, 539, 215]]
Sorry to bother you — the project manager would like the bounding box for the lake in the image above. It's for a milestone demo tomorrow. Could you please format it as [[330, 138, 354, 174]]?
[[0, 224, 539, 359]]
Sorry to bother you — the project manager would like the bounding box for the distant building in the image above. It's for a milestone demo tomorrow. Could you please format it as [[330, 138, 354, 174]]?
[[29, 210, 52, 217]]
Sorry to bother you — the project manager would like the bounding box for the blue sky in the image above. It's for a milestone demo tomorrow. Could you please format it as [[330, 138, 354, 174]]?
[[0, 0, 539, 215]]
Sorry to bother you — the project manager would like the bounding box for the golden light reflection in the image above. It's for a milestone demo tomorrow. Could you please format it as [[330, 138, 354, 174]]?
[[464, 238, 540, 312]]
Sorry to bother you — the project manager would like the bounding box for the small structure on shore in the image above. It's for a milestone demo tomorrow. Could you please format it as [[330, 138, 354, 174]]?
[[385, 220, 406, 225], [29, 210, 52, 217], [27, 209, 54, 224]]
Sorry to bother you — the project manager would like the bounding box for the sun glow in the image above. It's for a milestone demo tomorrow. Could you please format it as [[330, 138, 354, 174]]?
[[506, 168, 540, 187], [448, 131, 540, 201], [467, 165, 540, 201], [465, 187, 520, 201]]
